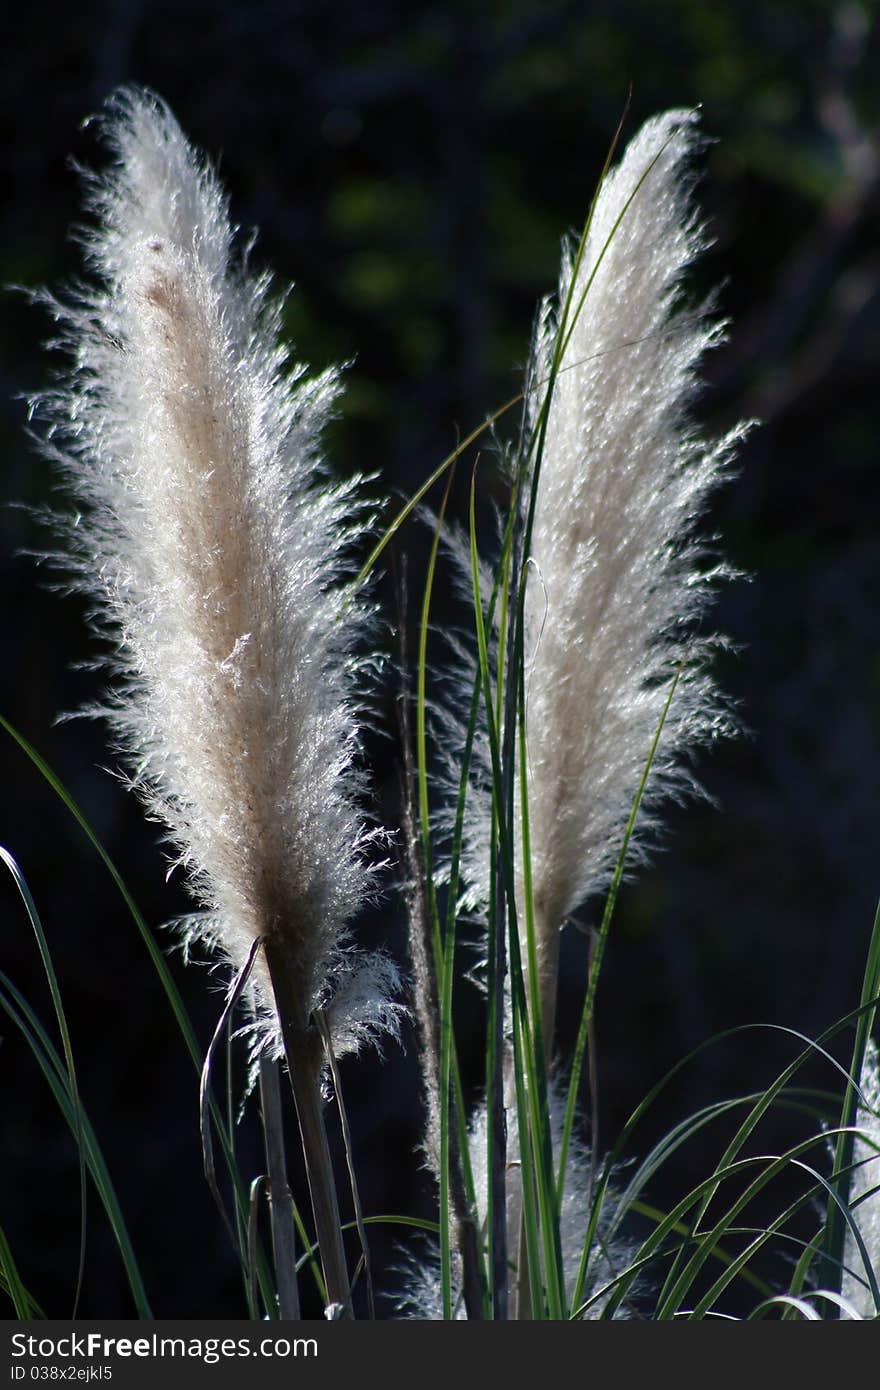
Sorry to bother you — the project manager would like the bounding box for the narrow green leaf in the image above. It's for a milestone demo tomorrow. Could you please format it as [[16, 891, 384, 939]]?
[[0, 847, 88, 1318], [822, 900, 880, 1310], [0, 1223, 45, 1319], [0, 714, 276, 1312], [0, 973, 151, 1316]]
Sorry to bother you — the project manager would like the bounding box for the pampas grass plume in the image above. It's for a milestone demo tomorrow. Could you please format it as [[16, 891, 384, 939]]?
[[520, 109, 748, 1030], [34, 87, 400, 1060], [842, 1038, 880, 1318], [438, 111, 747, 1045], [397, 1088, 634, 1318]]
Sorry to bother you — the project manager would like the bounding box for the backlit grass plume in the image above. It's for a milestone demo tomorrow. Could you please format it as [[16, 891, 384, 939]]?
[[423, 109, 748, 1318], [448, 110, 748, 1046], [842, 1039, 880, 1318], [34, 87, 400, 1308], [519, 110, 748, 1038], [397, 1087, 635, 1319]]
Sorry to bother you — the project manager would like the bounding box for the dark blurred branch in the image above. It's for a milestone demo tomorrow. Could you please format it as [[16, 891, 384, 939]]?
[[714, 1, 879, 423]]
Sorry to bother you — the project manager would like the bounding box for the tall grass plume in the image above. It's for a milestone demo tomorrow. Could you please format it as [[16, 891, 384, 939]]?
[[32, 86, 403, 1310]]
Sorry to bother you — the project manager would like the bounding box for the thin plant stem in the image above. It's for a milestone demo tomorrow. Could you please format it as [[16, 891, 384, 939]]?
[[821, 900, 880, 1310], [200, 937, 265, 1258], [395, 557, 485, 1318], [259, 1056, 301, 1320], [247, 1176, 269, 1319], [265, 937, 351, 1316], [558, 663, 684, 1207], [314, 1008, 375, 1319], [469, 469, 509, 1318]]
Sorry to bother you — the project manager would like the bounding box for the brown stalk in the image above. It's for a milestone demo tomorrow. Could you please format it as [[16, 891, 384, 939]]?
[[259, 1055, 301, 1320], [264, 935, 351, 1316]]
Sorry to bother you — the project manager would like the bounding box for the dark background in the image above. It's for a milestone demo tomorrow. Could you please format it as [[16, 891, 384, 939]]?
[[2, 0, 879, 1318]]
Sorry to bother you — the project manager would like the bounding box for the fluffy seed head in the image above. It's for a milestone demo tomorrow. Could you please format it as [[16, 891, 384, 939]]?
[[445, 111, 747, 996], [395, 1087, 637, 1318], [35, 88, 401, 1054], [522, 109, 745, 949], [842, 1039, 880, 1318]]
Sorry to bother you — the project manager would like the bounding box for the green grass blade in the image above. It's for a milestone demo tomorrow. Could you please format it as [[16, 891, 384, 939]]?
[[431, 492, 519, 1319], [354, 393, 524, 590], [1, 846, 88, 1318], [627, 1200, 772, 1300], [595, 1149, 812, 1319], [0, 1223, 46, 1319], [0, 714, 276, 1313], [688, 1165, 863, 1318], [200, 939, 264, 1259], [315, 1008, 375, 1319], [509, 990, 546, 1317], [247, 1176, 269, 1319], [0, 972, 151, 1316], [594, 1005, 879, 1319], [561, 665, 683, 1219], [656, 1019, 875, 1314], [658, 1139, 876, 1319], [414, 468, 459, 1320], [228, 1018, 260, 1319], [468, 471, 564, 1318], [514, 571, 566, 1315], [360, 1214, 441, 1234], [611, 1087, 837, 1236], [822, 899, 880, 1308], [469, 468, 514, 1316], [749, 1294, 821, 1321]]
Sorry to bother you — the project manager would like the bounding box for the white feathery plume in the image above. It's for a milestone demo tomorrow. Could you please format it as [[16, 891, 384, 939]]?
[[446, 110, 747, 1035], [395, 1087, 637, 1318], [841, 1038, 880, 1318], [33, 87, 402, 1061], [523, 106, 744, 958]]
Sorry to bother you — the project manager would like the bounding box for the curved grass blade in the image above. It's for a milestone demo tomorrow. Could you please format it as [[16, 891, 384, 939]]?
[[559, 664, 683, 1210], [247, 1176, 270, 1319], [416, 465, 456, 1320], [200, 938, 264, 1255], [627, 1199, 771, 1300], [822, 899, 880, 1308], [354, 393, 524, 590], [655, 1136, 875, 1320], [315, 1008, 374, 1319], [571, 1088, 825, 1316], [591, 1004, 880, 1319], [0, 1223, 45, 1319], [652, 1014, 878, 1316], [752, 1289, 868, 1319], [749, 1294, 821, 1321], [687, 1159, 868, 1318], [585, 1151, 817, 1319], [0, 972, 151, 1316], [0, 714, 276, 1312], [1, 846, 87, 1318], [614, 1087, 837, 1233]]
